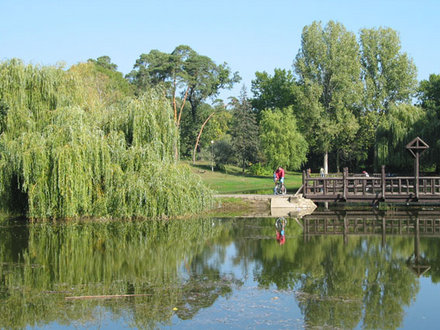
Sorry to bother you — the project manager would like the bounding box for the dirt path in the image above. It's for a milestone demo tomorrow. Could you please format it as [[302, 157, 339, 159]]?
[[214, 194, 294, 201]]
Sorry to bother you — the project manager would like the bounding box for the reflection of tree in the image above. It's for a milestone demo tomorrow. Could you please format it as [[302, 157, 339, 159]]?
[[2, 213, 438, 329], [175, 273, 241, 320], [423, 237, 440, 282], [244, 213, 423, 329], [0, 218, 236, 329]]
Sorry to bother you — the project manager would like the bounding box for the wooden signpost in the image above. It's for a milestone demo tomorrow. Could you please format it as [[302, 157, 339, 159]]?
[[406, 137, 429, 199]]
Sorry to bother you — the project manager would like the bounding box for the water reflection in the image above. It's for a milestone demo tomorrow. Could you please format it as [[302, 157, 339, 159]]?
[[1, 211, 440, 328], [303, 209, 438, 276]]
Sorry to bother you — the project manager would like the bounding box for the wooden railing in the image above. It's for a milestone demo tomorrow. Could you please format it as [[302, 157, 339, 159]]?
[[303, 166, 440, 203]]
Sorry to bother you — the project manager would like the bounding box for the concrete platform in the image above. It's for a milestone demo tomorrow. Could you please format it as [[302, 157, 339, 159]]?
[[214, 194, 317, 218]]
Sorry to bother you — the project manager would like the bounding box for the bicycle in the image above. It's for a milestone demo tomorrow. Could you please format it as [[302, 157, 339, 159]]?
[[275, 217, 287, 245], [274, 181, 287, 195], [275, 217, 287, 232]]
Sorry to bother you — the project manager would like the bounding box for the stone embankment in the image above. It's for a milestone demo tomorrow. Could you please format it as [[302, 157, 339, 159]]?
[[214, 194, 316, 218]]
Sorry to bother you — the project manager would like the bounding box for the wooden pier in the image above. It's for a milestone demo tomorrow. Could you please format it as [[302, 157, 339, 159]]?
[[302, 166, 440, 204]]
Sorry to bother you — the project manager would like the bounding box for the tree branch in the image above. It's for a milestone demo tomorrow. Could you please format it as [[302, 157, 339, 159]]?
[[193, 112, 215, 164]]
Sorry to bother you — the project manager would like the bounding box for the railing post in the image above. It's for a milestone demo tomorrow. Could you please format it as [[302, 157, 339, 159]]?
[[303, 170, 307, 195], [343, 167, 348, 201], [415, 152, 420, 199], [382, 165, 386, 201]]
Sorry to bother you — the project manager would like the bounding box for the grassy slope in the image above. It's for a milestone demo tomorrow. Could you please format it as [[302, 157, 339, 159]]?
[[189, 162, 303, 194]]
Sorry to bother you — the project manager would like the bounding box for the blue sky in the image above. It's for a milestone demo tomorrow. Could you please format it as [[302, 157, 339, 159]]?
[[1, 0, 439, 100]]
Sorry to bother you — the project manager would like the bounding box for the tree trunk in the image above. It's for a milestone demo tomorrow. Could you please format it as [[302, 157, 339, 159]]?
[[192, 112, 215, 164], [176, 86, 190, 128], [172, 77, 177, 122], [324, 151, 328, 175], [336, 150, 340, 174]]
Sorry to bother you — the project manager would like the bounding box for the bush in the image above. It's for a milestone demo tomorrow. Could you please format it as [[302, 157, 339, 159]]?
[[248, 163, 273, 176]]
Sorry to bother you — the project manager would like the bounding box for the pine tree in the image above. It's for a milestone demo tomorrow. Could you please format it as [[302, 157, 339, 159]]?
[[230, 88, 260, 172]]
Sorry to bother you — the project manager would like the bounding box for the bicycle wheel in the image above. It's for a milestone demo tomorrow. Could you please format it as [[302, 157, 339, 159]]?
[[275, 183, 281, 195], [275, 218, 284, 231], [280, 184, 287, 195], [276, 217, 287, 231]]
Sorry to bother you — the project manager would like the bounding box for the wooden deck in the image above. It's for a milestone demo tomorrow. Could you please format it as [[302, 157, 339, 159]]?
[[302, 167, 440, 204]]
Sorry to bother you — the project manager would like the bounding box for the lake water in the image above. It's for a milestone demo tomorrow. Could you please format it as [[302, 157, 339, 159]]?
[[1, 209, 440, 329]]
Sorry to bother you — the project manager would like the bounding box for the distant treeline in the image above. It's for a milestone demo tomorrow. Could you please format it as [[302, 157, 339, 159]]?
[[71, 21, 440, 176], [1, 20, 440, 217]]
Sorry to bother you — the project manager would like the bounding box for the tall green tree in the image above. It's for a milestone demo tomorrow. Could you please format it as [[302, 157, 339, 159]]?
[[251, 69, 298, 120], [419, 74, 440, 111], [294, 21, 363, 173], [360, 27, 418, 114], [417, 74, 440, 170], [127, 45, 240, 124], [259, 107, 308, 170], [359, 27, 419, 169], [230, 89, 259, 172], [127, 45, 240, 157]]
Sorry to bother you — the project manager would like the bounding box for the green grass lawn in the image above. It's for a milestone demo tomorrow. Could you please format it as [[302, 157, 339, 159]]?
[[188, 162, 303, 194]]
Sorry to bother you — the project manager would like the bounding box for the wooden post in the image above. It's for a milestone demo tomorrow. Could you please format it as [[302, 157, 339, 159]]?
[[381, 165, 386, 201], [406, 137, 429, 200], [302, 170, 307, 195], [343, 167, 348, 201], [415, 151, 419, 199]]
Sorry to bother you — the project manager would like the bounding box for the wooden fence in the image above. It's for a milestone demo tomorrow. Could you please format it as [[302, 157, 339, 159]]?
[[303, 166, 440, 203]]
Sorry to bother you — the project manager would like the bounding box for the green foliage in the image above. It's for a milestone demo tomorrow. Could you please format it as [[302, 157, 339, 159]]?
[[417, 74, 440, 169], [127, 45, 240, 157], [259, 107, 308, 170], [0, 60, 213, 219], [419, 74, 440, 111], [290, 21, 423, 172], [212, 136, 235, 168], [294, 21, 363, 160], [247, 162, 272, 176], [70, 61, 134, 107], [88, 55, 118, 71], [127, 45, 240, 113], [230, 89, 260, 171], [198, 106, 231, 149], [376, 103, 427, 170], [360, 27, 418, 114], [251, 69, 298, 120]]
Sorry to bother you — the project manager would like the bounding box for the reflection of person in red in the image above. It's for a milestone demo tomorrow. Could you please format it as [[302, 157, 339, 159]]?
[[275, 217, 286, 245], [276, 230, 286, 245]]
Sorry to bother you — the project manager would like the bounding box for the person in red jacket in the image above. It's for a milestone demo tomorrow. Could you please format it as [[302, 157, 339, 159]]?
[[273, 166, 285, 195]]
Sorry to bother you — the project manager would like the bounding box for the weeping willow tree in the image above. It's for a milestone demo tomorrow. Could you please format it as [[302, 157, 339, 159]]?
[[0, 59, 213, 219], [375, 103, 427, 171]]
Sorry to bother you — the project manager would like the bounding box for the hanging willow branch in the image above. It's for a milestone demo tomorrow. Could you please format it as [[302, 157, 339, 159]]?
[[0, 60, 213, 219]]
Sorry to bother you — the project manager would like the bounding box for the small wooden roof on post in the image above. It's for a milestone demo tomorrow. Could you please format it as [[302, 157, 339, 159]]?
[[406, 137, 429, 158], [406, 137, 429, 200]]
